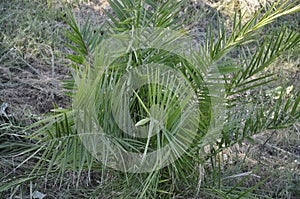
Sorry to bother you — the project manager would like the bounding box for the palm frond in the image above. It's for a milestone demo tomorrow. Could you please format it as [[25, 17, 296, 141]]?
[[106, 0, 188, 32]]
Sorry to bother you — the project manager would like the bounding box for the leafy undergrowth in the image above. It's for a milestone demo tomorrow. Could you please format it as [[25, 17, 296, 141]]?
[[0, 0, 299, 198]]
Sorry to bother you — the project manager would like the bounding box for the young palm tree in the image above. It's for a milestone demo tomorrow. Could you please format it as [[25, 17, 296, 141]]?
[[1, 0, 299, 198]]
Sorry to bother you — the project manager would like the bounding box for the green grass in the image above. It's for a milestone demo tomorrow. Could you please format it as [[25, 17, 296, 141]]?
[[0, 0, 71, 115], [0, 0, 66, 68]]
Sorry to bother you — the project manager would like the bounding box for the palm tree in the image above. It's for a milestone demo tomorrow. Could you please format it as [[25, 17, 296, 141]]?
[[1, 0, 299, 198]]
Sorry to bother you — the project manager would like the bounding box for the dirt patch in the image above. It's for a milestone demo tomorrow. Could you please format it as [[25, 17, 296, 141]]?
[[0, 61, 71, 118]]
